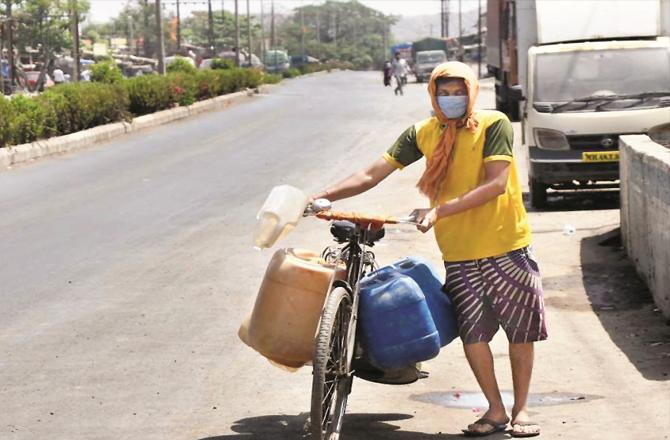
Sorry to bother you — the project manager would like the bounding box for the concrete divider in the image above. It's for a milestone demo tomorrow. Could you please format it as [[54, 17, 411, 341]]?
[[620, 135, 670, 318]]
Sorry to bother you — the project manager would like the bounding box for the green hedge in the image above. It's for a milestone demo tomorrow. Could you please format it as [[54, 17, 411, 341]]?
[[0, 67, 279, 148]]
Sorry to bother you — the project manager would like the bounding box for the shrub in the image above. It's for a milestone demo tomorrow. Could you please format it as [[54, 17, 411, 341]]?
[[210, 58, 235, 70], [47, 82, 130, 133], [261, 73, 282, 84], [195, 70, 223, 99], [282, 68, 301, 79], [243, 68, 263, 88], [168, 72, 197, 106], [0, 66, 283, 148], [0, 97, 14, 148], [124, 75, 176, 115], [36, 90, 71, 137], [8, 95, 48, 145], [167, 57, 197, 74], [90, 61, 124, 84]]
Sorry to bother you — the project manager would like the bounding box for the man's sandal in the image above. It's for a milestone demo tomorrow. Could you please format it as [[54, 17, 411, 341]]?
[[462, 417, 510, 437], [510, 420, 540, 438]]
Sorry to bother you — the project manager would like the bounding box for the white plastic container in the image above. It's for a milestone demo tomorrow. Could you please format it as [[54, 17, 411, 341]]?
[[253, 185, 309, 249]]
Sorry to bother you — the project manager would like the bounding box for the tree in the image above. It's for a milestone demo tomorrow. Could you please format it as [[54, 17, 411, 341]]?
[[277, 0, 397, 69], [180, 9, 261, 55], [82, 1, 173, 58], [15, 0, 89, 56]]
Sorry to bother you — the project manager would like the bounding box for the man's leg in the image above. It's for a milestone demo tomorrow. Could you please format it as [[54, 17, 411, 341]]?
[[509, 342, 539, 436], [483, 249, 546, 437], [444, 260, 508, 434], [463, 342, 509, 434]]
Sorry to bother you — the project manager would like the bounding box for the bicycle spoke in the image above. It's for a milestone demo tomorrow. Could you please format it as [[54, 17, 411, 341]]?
[[311, 288, 354, 440]]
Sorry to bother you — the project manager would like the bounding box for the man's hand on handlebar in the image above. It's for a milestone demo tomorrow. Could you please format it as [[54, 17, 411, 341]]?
[[410, 208, 438, 233], [304, 198, 332, 216]]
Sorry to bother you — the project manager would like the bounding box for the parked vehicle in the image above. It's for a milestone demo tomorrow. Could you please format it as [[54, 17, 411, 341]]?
[[290, 55, 320, 70], [411, 38, 448, 61], [165, 56, 196, 69], [414, 50, 447, 82], [264, 50, 290, 74], [487, 0, 670, 207], [24, 70, 54, 91]]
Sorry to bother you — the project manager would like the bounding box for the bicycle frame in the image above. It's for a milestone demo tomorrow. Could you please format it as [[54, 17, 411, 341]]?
[[325, 224, 379, 384]]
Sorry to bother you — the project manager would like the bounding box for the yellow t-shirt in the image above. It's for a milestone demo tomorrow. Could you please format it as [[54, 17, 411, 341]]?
[[383, 110, 531, 262]]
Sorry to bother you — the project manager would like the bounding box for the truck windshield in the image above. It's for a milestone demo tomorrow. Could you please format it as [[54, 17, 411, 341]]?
[[417, 52, 446, 64], [534, 47, 670, 103]]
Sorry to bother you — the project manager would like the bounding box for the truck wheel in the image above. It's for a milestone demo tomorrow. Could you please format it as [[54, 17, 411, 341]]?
[[529, 178, 548, 209]]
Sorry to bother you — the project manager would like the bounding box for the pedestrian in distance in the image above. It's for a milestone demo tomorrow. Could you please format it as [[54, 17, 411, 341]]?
[[383, 61, 392, 87], [391, 51, 409, 96], [311, 61, 545, 438]]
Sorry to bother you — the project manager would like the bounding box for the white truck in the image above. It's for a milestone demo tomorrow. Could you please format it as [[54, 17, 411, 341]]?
[[487, 0, 670, 207]]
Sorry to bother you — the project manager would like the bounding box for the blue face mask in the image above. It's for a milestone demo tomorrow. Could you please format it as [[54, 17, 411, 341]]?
[[437, 95, 468, 119]]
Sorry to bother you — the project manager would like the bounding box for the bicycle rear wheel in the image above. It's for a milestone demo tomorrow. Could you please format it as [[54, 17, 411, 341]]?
[[311, 287, 353, 440]]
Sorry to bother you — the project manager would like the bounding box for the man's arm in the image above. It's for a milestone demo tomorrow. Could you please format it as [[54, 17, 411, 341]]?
[[311, 157, 397, 202], [416, 160, 511, 232]]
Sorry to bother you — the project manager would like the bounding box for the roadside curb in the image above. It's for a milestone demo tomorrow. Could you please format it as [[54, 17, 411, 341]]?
[[0, 86, 272, 170]]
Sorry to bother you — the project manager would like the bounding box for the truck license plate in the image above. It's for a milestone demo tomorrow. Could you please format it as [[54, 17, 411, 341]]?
[[582, 151, 619, 162]]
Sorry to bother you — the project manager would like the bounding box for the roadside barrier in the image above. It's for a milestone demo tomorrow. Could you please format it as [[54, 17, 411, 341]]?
[[620, 135, 670, 318]]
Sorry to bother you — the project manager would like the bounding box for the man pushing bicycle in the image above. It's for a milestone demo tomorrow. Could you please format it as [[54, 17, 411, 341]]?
[[312, 62, 545, 438]]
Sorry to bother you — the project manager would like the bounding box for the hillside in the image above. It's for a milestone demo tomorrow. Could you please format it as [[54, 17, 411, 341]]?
[[391, 9, 482, 43]]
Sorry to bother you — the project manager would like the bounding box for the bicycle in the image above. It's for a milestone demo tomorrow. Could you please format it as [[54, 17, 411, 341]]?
[[305, 202, 420, 440]]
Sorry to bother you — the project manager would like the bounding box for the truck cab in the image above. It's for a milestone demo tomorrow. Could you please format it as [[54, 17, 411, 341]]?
[[525, 38, 670, 207], [414, 50, 447, 83], [489, 0, 670, 207]]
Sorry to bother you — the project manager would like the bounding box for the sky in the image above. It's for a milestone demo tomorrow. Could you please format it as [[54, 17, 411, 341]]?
[[86, 0, 481, 24]]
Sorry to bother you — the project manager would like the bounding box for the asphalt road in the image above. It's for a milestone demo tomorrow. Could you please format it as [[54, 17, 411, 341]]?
[[1, 71, 668, 440]]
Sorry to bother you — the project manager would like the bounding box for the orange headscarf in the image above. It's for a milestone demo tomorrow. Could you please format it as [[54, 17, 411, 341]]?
[[416, 62, 480, 201]]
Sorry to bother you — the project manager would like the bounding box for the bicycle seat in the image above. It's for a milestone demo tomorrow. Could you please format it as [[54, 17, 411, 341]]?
[[330, 220, 385, 245]]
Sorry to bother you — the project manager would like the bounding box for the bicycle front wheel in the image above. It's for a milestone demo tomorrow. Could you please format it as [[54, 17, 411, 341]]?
[[311, 287, 353, 440]]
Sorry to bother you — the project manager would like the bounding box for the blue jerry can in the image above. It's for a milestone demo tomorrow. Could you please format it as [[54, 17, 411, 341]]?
[[391, 257, 459, 347], [359, 266, 441, 370]]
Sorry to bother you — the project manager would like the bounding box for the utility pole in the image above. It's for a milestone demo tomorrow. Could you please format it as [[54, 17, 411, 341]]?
[[155, 0, 165, 74], [246, 0, 251, 63], [234, 0, 240, 65], [382, 18, 388, 62], [176, 0, 181, 51], [71, 0, 80, 82], [458, 0, 463, 61], [316, 10, 320, 44], [208, 0, 215, 56], [300, 5, 305, 60], [477, 0, 482, 78], [440, 0, 444, 38], [260, 0, 265, 59], [270, 0, 275, 49], [143, 0, 150, 57], [221, 0, 225, 49], [333, 8, 337, 48], [445, 0, 450, 38], [129, 14, 136, 56], [6, 0, 14, 89]]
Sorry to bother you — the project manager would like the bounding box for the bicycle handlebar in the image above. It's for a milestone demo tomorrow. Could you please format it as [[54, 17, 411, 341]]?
[[315, 210, 400, 227], [304, 199, 419, 227]]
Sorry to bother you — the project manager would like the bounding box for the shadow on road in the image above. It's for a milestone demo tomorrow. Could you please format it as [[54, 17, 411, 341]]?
[[579, 228, 670, 382], [200, 412, 479, 439]]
